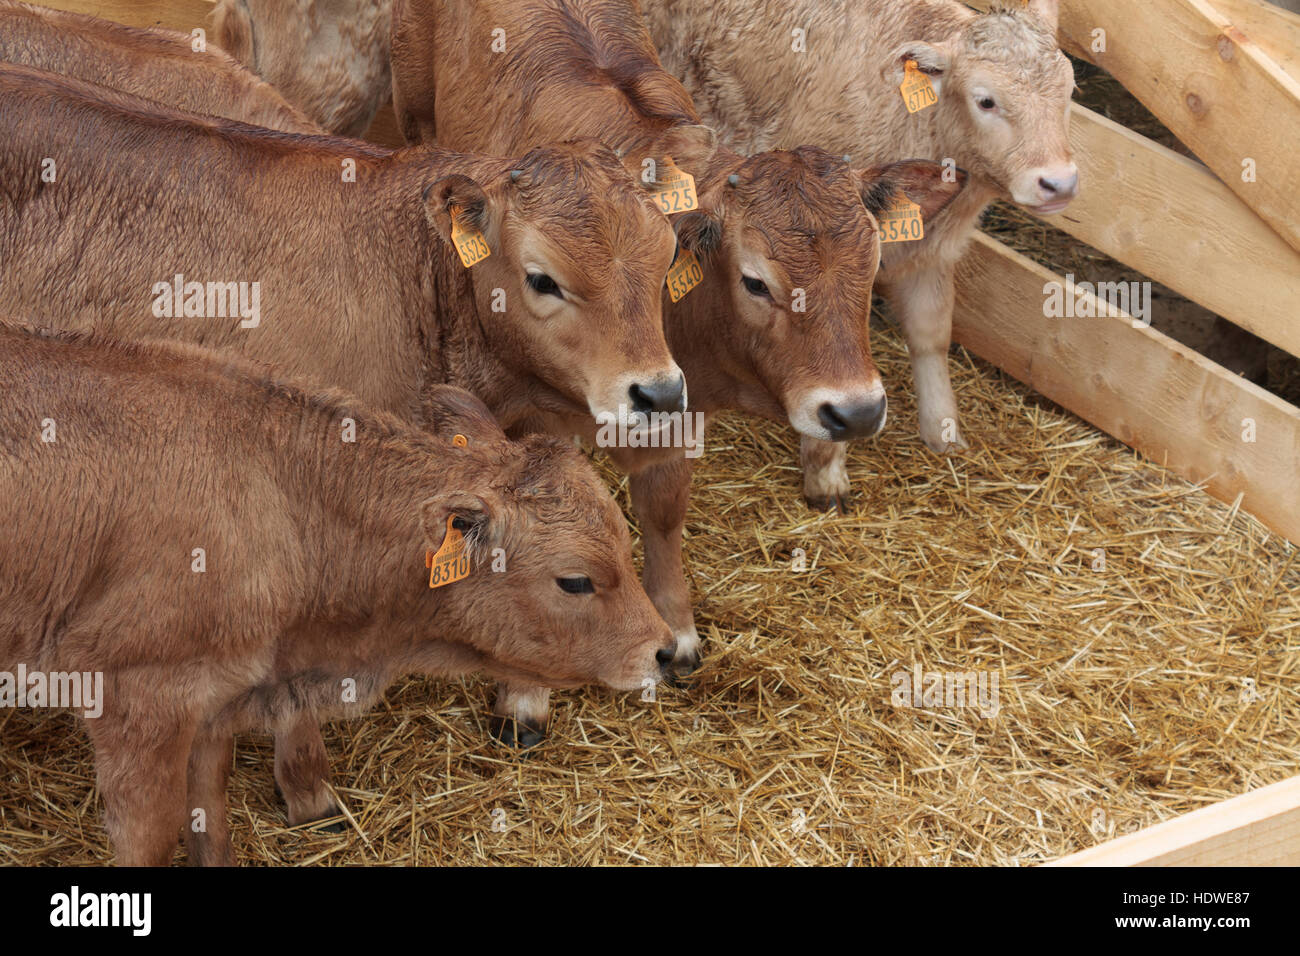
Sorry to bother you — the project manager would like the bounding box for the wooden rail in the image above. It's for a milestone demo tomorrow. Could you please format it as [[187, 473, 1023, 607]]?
[[954, 234, 1300, 547], [1048, 775, 1300, 865], [1058, 104, 1300, 358]]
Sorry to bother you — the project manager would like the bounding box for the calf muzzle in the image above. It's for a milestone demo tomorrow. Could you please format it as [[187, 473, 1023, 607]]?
[[818, 394, 888, 441], [629, 373, 687, 414]]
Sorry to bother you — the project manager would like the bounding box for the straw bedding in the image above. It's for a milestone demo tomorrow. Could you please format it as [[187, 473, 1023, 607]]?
[[3, 309, 1296, 866]]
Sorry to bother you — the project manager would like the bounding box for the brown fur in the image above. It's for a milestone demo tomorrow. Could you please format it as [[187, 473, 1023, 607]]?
[[0, 62, 684, 823], [0, 0, 320, 133], [213, 0, 393, 135], [644, 0, 1078, 468], [0, 63, 680, 433], [0, 322, 673, 865], [390, 0, 968, 733]]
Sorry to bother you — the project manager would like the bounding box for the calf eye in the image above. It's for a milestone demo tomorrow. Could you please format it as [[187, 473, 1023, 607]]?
[[451, 516, 474, 532], [741, 275, 770, 298], [526, 272, 563, 298], [556, 576, 595, 595], [977, 96, 997, 112]]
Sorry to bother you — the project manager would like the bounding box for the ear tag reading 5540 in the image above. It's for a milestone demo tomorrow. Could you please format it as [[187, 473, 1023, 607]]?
[[877, 192, 925, 243], [449, 205, 491, 268], [666, 247, 704, 302], [900, 60, 938, 114], [426, 514, 471, 588], [651, 157, 699, 215]]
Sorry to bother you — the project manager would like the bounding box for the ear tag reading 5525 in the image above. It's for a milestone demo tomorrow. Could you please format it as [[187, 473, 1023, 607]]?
[[449, 205, 491, 268], [426, 514, 471, 588], [877, 192, 925, 243], [652, 157, 699, 215], [900, 60, 938, 114]]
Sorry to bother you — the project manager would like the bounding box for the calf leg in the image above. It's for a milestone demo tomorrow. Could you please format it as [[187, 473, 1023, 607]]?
[[800, 436, 851, 512], [185, 727, 235, 866], [87, 711, 196, 867], [888, 266, 967, 453], [489, 683, 552, 748], [630, 454, 701, 676], [274, 717, 342, 828]]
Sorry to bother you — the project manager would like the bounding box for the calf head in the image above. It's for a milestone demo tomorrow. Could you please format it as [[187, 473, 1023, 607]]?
[[886, 0, 1078, 213], [675, 147, 966, 441], [423, 141, 685, 426], [420, 387, 675, 691]]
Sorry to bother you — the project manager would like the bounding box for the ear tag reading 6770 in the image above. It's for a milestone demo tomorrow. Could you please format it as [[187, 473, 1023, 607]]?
[[426, 514, 471, 588], [449, 205, 491, 268], [900, 60, 938, 114]]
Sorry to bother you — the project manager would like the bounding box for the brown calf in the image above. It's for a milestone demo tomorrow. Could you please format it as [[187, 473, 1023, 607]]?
[[0, 63, 685, 819], [0, 0, 320, 133], [645, 0, 1078, 472], [0, 64, 683, 435], [214, 0, 393, 135], [391, 0, 967, 737], [0, 323, 672, 865]]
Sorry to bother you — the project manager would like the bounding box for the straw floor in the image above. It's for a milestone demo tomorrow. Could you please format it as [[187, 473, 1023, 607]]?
[[3, 309, 1297, 866]]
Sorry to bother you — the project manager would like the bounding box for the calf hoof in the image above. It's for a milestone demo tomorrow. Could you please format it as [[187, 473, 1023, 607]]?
[[805, 492, 851, 514], [310, 819, 346, 834], [489, 715, 547, 749]]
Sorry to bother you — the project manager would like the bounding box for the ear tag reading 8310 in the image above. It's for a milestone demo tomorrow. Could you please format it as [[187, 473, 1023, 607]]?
[[449, 204, 491, 268], [900, 60, 938, 114], [666, 247, 704, 302], [426, 514, 471, 588], [651, 156, 699, 215], [877, 192, 925, 243]]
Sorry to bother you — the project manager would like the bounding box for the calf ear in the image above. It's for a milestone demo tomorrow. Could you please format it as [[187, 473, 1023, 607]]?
[[638, 124, 718, 186], [673, 210, 723, 259], [883, 40, 955, 95], [423, 174, 498, 249], [421, 492, 494, 552], [425, 385, 507, 446], [858, 159, 968, 223], [1027, 0, 1061, 33]]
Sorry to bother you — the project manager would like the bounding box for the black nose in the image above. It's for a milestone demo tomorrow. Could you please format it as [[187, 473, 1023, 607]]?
[[629, 374, 686, 414], [655, 646, 676, 667], [1038, 172, 1079, 198], [818, 394, 887, 441]]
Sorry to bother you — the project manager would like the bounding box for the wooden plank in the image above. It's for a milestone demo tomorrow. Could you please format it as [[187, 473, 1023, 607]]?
[[1057, 0, 1300, 254], [1046, 104, 1300, 359], [954, 233, 1300, 547], [24, 0, 216, 32], [1213, 0, 1300, 78], [1047, 775, 1300, 866]]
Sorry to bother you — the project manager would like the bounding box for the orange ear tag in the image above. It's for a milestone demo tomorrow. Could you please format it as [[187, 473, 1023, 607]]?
[[426, 514, 471, 588], [900, 60, 938, 114], [452, 434, 468, 448], [651, 156, 699, 215], [877, 192, 925, 244], [449, 205, 491, 268], [666, 247, 704, 302]]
